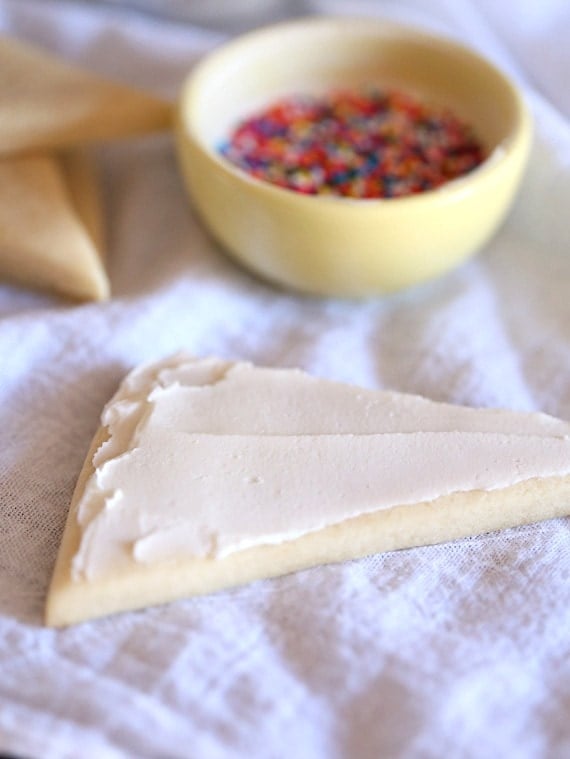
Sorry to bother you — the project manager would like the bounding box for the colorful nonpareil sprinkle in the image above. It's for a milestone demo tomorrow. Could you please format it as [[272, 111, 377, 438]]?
[[220, 89, 486, 199]]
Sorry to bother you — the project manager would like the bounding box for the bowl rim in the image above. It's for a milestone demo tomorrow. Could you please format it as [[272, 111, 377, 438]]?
[[178, 15, 532, 209]]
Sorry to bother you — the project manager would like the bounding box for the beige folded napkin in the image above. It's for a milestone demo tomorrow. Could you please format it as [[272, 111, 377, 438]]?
[[0, 36, 174, 300]]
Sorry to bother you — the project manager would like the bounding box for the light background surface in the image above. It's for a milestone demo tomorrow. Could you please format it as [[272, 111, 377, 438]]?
[[1, 1, 569, 757]]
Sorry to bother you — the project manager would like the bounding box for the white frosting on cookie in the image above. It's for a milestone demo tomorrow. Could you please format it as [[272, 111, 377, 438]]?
[[72, 354, 570, 580]]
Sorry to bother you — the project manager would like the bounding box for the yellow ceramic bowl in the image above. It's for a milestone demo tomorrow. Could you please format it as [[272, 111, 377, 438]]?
[[176, 17, 531, 296]]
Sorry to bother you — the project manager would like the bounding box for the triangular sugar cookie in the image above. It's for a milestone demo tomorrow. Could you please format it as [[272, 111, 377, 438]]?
[[0, 153, 109, 300], [61, 149, 106, 256], [46, 354, 570, 626], [0, 36, 172, 156]]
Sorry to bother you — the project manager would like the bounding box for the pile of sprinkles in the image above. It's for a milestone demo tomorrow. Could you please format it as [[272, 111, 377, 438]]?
[[220, 88, 486, 199]]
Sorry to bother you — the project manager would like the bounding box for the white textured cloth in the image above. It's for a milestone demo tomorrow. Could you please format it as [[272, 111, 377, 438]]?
[[1, 1, 570, 757]]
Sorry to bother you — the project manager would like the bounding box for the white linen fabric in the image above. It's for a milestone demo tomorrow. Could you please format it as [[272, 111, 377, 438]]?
[[1, 1, 569, 757]]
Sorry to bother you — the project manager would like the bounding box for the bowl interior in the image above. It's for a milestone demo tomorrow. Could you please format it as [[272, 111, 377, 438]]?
[[185, 18, 524, 164]]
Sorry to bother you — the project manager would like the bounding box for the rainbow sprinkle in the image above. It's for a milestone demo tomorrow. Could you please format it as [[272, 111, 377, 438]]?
[[220, 89, 486, 199]]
